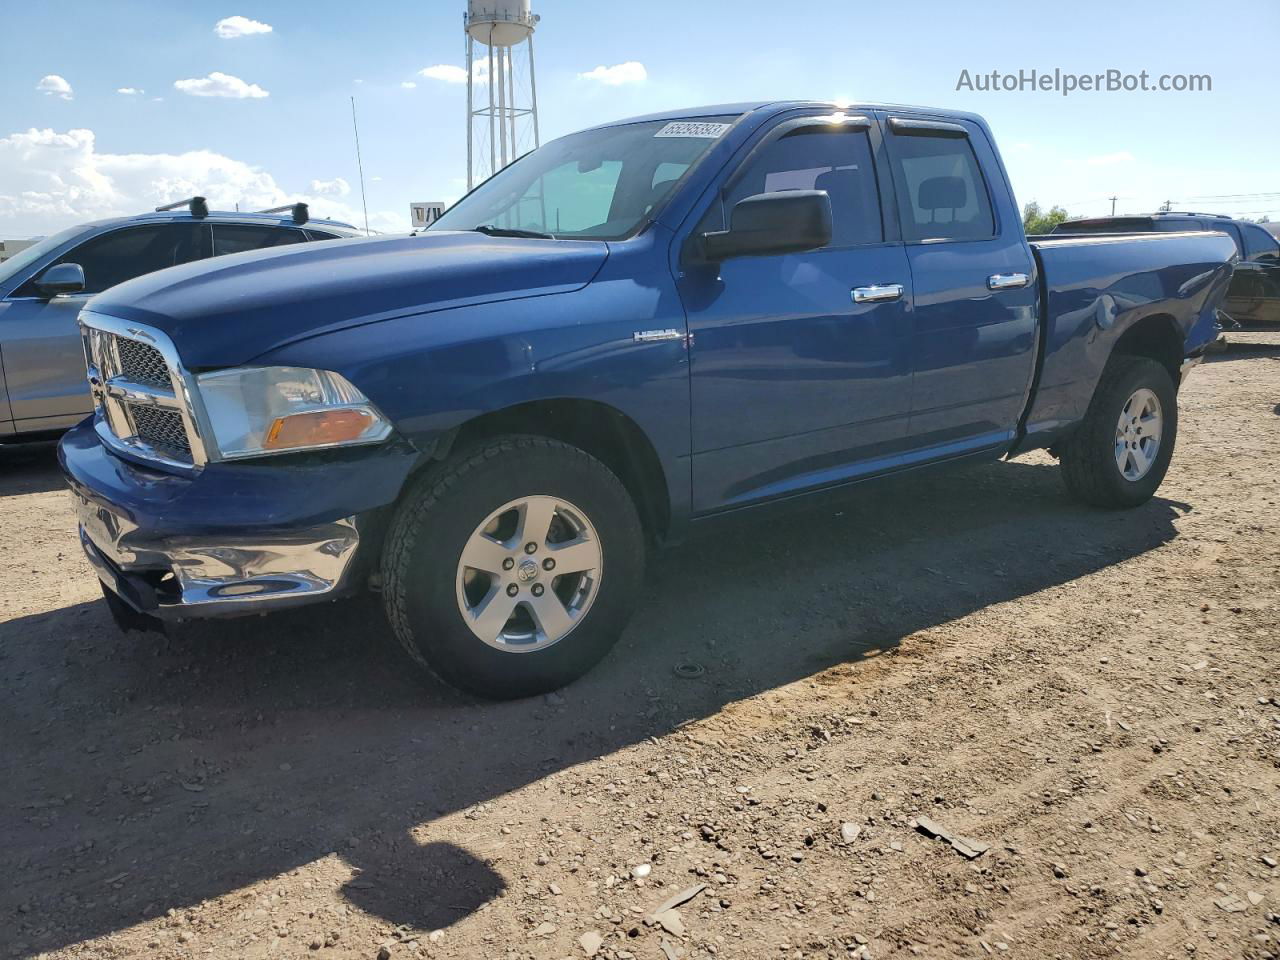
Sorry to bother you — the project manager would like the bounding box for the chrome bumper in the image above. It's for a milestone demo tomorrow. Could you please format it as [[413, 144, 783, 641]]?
[[76, 493, 362, 619]]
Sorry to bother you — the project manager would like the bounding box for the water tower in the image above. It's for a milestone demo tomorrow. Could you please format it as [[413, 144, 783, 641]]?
[[465, 0, 541, 190]]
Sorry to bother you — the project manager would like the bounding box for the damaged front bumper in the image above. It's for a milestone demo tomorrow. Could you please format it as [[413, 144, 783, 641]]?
[[75, 502, 363, 619], [59, 418, 420, 622]]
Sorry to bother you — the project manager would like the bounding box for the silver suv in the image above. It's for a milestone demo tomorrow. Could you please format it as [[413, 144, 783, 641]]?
[[0, 199, 360, 442]]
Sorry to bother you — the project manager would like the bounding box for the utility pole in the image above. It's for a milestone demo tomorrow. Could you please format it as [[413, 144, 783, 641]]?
[[1159, 199, 1173, 213], [1109, 195, 1117, 216]]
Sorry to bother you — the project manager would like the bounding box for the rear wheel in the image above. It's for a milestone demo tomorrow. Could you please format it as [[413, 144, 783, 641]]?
[[1058, 356, 1178, 508], [382, 435, 646, 699]]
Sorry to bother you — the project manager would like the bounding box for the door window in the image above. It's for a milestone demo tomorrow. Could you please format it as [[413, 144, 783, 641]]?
[[213, 224, 307, 257], [17, 224, 205, 296], [1241, 224, 1280, 263], [888, 129, 995, 242], [725, 127, 883, 246]]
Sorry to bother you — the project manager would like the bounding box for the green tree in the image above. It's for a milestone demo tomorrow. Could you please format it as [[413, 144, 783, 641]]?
[[1023, 201, 1070, 235]]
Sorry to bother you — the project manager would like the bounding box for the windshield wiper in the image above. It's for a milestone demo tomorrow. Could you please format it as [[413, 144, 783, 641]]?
[[470, 224, 556, 239]]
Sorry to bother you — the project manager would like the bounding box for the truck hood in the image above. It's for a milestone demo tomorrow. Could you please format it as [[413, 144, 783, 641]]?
[[87, 231, 610, 368]]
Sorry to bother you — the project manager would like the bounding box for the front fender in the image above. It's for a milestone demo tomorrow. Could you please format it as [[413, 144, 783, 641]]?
[[253, 238, 693, 532]]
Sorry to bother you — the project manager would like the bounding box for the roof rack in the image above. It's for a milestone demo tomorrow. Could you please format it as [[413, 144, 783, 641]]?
[[155, 196, 209, 218], [258, 202, 310, 225], [1154, 211, 1231, 219]]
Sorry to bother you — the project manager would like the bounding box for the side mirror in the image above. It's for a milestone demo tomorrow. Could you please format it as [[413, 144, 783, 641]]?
[[36, 262, 86, 298], [698, 190, 832, 262]]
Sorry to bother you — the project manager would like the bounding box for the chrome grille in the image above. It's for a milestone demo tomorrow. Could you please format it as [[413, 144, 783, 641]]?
[[81, 314, 204, 470], [115, 337, 171, 388], [127, 405, 191, 456]]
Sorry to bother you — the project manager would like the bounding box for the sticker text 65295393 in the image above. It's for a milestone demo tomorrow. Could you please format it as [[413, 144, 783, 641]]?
[[654, 121, 732, 139]]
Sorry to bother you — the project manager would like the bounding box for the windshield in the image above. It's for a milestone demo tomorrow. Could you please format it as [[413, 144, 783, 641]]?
[[431, 116, 740, 240], [0, 225, 89, 288]]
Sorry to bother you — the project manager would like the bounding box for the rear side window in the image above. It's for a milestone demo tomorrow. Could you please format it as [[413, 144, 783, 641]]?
[[726, 127, 883, 246], [213, 224, 307, 257], [888, 128, 995, 242], [1242, 224, 1280, 263], [17, 224, 204, 296]]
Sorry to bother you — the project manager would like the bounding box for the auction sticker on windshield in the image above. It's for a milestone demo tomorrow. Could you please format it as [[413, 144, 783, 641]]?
[[654, 121, 732, 138]]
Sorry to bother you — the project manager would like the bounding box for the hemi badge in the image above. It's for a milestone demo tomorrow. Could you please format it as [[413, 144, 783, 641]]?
[[632, 329, 682, 343]]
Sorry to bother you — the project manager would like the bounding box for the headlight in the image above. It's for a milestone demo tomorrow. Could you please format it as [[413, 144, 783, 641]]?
[[196, 366, 392, 460]]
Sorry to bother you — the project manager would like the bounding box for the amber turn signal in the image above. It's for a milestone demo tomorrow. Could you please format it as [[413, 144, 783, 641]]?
[[263, 409, 376, 450]]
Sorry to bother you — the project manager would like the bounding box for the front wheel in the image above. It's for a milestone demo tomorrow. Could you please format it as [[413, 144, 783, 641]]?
[[1058, 356, 1178, 508], [381, 436, 646, 699]]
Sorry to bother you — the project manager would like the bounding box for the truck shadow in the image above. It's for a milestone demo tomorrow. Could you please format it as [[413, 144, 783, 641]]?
[[0, 440, 64, 497], [0, 457, 1188, 954]]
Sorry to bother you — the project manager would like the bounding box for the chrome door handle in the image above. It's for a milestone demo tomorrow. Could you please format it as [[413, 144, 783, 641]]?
[[851, 283, 904, 304], [988, 272, 1030, 290]]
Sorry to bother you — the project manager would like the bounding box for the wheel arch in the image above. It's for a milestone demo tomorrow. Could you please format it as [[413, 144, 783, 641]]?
[[1111, 312, 1183, 388], [428, 398, 672, 543]]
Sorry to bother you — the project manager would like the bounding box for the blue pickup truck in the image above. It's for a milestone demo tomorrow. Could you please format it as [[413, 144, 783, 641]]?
[[59, 102, 1235, 699]]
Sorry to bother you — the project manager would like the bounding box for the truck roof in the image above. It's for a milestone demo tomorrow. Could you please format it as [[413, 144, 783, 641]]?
[[593, 100, 989, 129]]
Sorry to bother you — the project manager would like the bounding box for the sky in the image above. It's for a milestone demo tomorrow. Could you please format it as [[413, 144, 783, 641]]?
[[2, 0, 1277, 238]]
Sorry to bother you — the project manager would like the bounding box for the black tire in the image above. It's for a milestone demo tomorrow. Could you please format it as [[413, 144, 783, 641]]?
[[381, 435, 646, 700], [1059, 356, 1178, 508]]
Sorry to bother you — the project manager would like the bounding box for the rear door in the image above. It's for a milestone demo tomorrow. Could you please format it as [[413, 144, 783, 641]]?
[[1229, 222, 1280, 323], [678, 112, 915, 512], [3, 222, 205, 429], [881, 115, 1038, 454]]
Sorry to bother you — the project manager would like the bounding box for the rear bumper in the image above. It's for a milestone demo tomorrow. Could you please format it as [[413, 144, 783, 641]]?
[[59, 418, 419, 620]]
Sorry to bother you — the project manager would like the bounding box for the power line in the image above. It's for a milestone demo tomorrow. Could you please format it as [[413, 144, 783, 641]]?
[[1183, 191, 1280, 200]]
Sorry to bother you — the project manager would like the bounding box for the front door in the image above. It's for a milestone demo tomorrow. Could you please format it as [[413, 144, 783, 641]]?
[[678, 116, 914, 512], [1, 222, 206, 430]]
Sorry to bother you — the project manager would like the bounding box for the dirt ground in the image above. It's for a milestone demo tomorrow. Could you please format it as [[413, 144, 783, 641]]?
[[2, 332, 1278, 960]]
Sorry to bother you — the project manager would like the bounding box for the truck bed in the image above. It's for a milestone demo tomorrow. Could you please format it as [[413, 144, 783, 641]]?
[[1016, 230, 1236, 450]]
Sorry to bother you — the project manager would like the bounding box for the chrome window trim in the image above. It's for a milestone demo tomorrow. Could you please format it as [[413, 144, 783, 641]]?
[[80, 310, 218, 470]]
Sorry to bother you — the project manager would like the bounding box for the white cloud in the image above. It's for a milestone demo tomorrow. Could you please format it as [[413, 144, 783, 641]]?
[[401, 81, 417, 89], [419, 64, 469, 85], [174, 72, 269, 99], [37, 75, 74, 100], [214, 15, 273, 39], [309, 177, 350, 197], [419, 62, 492, 87], [0, 127, 404, 237], [578, 61, 647, 86], [117, 87, 145, 96], [1086, 151, 1135, 167]]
